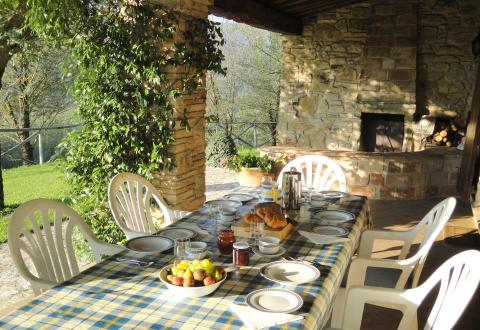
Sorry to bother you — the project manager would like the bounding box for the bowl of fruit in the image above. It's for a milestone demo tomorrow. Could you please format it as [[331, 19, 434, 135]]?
[[159, 259, 227, 298]]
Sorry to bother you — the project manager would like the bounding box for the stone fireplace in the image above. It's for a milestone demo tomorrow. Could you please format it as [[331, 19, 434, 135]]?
[[360, 113, 404, 152]]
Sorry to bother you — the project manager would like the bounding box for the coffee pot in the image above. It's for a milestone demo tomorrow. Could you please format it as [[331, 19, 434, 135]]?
[[281, 167, 302, 210]]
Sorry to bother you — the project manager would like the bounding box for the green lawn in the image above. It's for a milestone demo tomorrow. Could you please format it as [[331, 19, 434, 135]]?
[[0, 163, 71, 243]]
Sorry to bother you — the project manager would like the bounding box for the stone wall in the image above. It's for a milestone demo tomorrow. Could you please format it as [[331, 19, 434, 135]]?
[[150, 0, 212, 211], [261, 146, 462, 200], [277, 0, 480, 151], [417, 0, 480, 120]]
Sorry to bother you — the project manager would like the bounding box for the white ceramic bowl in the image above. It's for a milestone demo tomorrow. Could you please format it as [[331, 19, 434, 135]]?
[[125, 235, 174, 256], [159, 264, 227, 298], [258, 236, 280, 254]]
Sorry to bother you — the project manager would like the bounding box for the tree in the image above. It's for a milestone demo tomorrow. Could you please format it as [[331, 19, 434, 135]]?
[[238, 26, 282, 145], [206, 20, 282, 148], [0, 1, 28, 209], [0, 44, 72, 164]]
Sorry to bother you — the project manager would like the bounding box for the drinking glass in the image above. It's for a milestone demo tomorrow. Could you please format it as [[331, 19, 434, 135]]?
[[174, 238, 190, 260], [208, 204, 222, 234], [249, 221, 265, 246]]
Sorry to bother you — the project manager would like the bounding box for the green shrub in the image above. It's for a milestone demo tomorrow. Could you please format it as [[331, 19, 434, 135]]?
[[74, 201, 126, 246], [225, 153, 277, 173], [206, 130, 237, 167]]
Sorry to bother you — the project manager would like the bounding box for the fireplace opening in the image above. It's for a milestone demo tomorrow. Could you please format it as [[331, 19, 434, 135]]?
[[360, 113, 404, 152]]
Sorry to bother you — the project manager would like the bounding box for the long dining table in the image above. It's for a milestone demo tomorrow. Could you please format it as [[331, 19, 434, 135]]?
[[0, 188, 370, 329]]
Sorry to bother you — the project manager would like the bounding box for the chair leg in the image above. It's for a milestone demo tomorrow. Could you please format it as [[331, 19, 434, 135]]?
[[331, 288, 346, 327]]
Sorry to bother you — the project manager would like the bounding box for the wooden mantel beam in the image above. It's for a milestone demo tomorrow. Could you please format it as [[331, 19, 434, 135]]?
[[210, 0, 303, 35]]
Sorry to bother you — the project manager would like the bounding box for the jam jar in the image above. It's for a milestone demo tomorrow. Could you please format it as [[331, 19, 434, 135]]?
[[233, 241, 250, 267], [217, 230, 236, 255]]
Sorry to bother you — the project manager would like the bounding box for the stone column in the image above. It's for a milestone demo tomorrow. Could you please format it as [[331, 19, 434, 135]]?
[[150, 0, 212, 211]]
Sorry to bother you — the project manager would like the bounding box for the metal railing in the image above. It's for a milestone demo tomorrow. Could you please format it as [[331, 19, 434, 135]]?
[[0, 124, 80, 164], [206, 121, 277, 148]]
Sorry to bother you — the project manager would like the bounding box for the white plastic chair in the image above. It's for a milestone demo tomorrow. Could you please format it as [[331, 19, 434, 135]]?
[[334, 249, 480, 330], [331, 197, 457, 326], [108, 172, 189, 240], [276, 155, 346, 192], [8, 199, 123, 295]]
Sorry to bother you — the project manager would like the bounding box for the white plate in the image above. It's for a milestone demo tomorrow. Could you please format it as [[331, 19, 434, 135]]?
[[260, 261, 320, 286], [126, 235, 174, 254], [252, 246, 286, 258], [223, 193, 255, 204], [156, 228, 196, 240], [315, 191, 348, 199], [246, 289, 303, 313], [313, 210, 355, 223], [205, 199, 242, 210], [312, 225, 348, 236]]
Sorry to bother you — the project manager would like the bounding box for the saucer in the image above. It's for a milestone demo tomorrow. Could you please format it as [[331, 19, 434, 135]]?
[[252, 246, 286, 258], [185, 250, 213, 261]]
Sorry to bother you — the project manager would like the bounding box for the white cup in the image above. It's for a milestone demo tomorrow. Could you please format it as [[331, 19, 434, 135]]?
[[258, 236, 280, 254], [185, 241, 208, 259]]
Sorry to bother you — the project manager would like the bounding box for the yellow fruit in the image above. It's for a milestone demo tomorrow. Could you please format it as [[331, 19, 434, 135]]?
[[214, 270, 223, 282]]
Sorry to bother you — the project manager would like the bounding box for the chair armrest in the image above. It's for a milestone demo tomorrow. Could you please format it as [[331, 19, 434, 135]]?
[[346, 257, 416, 289], [341, 286, 417, 330], [358, 229, 415, 258]]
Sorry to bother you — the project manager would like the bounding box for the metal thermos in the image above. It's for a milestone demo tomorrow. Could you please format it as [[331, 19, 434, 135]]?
[[281, 167, 302, 210]]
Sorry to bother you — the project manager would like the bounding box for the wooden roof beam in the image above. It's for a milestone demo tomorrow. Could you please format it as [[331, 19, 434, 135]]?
[[210, 0, 303, 35]]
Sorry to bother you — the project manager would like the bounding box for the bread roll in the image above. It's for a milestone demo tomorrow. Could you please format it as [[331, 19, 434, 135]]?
[[243, 213, 263, 224], [264, 212, 287, 229]]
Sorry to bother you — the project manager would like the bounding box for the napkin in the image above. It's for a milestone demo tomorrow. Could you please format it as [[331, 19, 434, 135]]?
[[298, 230, 350, 245], [229, 304, 304, 330]]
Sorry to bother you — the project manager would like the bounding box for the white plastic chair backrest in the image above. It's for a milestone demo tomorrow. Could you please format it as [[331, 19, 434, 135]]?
[[8, 199, 106, 294], [277, 155, 346, 192], [401, 197, 456, 287], [108, 172, 175, 239], [403, 250, 480, 330]]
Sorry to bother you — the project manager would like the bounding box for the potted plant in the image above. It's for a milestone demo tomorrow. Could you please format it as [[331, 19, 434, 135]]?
[[225, 153, 279, 187]]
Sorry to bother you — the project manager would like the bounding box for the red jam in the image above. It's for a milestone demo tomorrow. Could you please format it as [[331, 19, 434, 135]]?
[[217, 230, 236, 255], [233, 241, 250, 267]]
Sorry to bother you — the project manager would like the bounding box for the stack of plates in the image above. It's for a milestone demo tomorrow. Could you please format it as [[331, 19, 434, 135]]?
[[246, 288, 303, 313]]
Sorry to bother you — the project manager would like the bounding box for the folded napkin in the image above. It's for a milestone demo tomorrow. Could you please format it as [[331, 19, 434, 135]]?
[[229, 304, 304, 330], [298, 230, 350, 245]]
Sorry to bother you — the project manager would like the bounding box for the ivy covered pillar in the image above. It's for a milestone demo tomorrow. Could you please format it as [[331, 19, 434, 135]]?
[[151, 0, 212, 211]]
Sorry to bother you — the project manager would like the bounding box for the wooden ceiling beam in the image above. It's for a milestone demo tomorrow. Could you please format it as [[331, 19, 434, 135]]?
[[210, 0, 303, 35]]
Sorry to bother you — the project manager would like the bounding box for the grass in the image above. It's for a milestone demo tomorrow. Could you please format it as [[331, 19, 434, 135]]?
[[0, 163, 71, 243]]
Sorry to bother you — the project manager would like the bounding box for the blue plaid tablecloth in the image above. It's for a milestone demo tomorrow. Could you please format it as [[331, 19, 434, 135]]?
[[0, 190, 369, 329]]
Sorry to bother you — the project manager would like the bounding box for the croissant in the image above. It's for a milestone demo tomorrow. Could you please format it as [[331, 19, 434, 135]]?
[[263, 211, 287, 229], [243, 213, 263, 224]]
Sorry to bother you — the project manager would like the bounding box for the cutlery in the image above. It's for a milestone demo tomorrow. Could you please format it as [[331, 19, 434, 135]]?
[[115, 258, 154, 268]]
